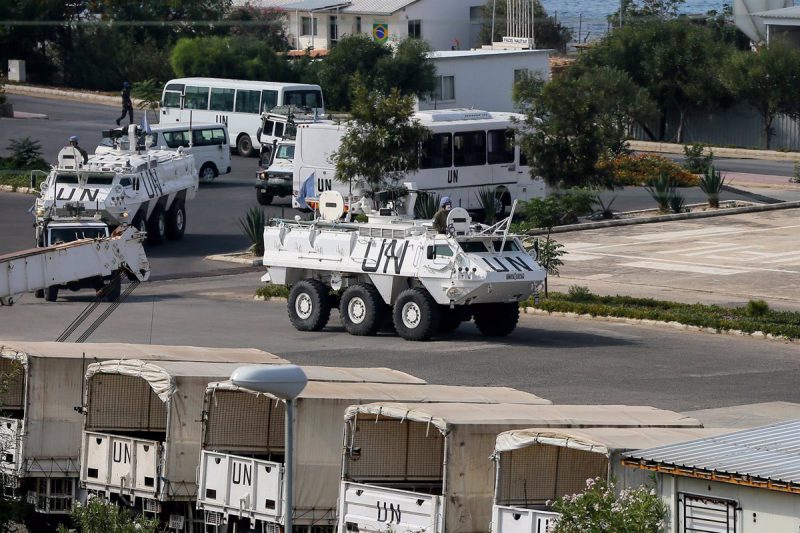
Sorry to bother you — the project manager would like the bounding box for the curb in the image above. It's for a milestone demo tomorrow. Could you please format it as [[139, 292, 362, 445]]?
[[205, 253, 262, 266], [254, 296, 288, 302], [629, 140, 800, 162], [6, 84, 145, 108], [0, 184, 36, 195], [527, 200, 800, 235], [522, 307, 797, 345]]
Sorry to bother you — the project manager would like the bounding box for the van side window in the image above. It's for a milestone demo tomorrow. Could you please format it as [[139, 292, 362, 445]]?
[[487, 129, 515, 164], [262, 90, 278, 112], [275, 122, 284, 138], [420, 133, 452, 169], [454, 131, 486, 167], [163, 131, 191, 148], [211, 128, 226, 145], [210, 88, 235, 112], [184, 86, 209, 110]]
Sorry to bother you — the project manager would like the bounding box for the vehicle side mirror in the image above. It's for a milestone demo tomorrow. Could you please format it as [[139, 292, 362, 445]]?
[[426, 246, 436, 260]]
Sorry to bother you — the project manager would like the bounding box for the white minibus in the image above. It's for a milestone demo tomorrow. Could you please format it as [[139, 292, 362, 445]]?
[[160, 77, 324, 157]]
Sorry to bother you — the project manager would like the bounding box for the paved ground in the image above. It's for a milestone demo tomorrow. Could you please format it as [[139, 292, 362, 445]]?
[[551, 207, 800, 309], [2, 272, 800, 412]]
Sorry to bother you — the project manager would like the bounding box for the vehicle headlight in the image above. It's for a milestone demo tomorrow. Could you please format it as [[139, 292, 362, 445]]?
[[528, 248, 538, 261], [35, 207, 45, 217], [446, 286, 466, 299]]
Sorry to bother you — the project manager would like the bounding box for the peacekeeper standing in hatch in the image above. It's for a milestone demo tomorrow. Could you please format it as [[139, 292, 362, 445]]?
[[433, 196, 452, 234]]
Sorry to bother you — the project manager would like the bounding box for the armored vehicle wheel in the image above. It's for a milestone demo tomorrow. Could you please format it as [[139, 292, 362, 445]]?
[[44, 286, 59, 302], [473, 303, 519, 337], [393, 288, 440, 341], [147, 206, 168, 245], [34, 289, 44, 299], [237, 134, 254, 157], [166, 201, 187, 240], [439, 307, 471, 333], [288, 279, 332, 331], [256, 190, 274, 206], [340, 283, 385, 336]]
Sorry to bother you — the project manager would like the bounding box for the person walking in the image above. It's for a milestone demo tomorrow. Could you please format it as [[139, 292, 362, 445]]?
[[68, 135, 88, 164], [433, 196, 452, 234], [116, 81, 134, 126]]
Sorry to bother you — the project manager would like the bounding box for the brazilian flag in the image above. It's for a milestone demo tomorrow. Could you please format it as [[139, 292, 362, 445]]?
[[373, 23, 388, 43]]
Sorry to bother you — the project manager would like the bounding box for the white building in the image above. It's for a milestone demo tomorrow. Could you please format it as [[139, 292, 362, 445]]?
[[249, 0, 486, 51], [419, 49, 551, 112], [624, 419, 800, 533]]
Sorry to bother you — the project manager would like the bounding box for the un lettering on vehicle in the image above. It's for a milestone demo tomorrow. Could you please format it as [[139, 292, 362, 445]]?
[[56, 188, 100, 202], [360, 239, 410, 274], [482, 256, 534, 273], [316, 177, 333, 194]]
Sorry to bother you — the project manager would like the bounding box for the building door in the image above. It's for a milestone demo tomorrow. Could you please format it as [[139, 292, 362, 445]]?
[[679, 493, 737, 533]]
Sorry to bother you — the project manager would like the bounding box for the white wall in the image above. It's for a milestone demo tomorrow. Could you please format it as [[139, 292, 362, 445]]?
[[657, 474, 800, 533], [418, 50, 551, 113]]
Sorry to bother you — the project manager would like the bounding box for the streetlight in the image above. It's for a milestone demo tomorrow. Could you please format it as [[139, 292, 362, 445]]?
[[230, 365, 308, 533]]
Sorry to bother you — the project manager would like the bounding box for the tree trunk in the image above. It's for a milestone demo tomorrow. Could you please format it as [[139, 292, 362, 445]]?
[[676, 108, 687, 144], [658, 111, 667, 142], [637, 120, 657, 141], [764, 115, 774, 150]]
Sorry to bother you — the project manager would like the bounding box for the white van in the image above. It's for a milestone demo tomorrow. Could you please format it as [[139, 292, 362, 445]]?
[[147, 123, 232, 182]]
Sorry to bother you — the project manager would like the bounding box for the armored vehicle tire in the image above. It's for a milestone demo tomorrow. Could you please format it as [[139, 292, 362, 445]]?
[[393, 288, 440, 341], [474, 303, 519, 337], [237, 134, 254, 157], [166, 201, 187, 240], [288, 279, 332, 331], [44, 286, 58, 302], [256, 190, 274, 206], [199, 163, 217, 182], [340, 283, 385, 336], [147, 206, 168, 245], [439, 307, 471, 333], [34, 289, 44, 299]]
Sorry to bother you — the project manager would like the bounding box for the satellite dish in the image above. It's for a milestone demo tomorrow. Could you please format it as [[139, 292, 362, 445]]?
[[318, 190, 345, 221], [446, 207, 471, 236]]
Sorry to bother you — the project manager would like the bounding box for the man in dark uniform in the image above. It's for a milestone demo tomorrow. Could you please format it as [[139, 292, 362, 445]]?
[[116, 81, 134, 126], [433, 196, 452, 234], [68, 135, 88, 164]]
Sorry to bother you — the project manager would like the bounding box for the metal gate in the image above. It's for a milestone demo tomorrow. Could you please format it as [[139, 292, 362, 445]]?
[[679, 493, 737, 533]]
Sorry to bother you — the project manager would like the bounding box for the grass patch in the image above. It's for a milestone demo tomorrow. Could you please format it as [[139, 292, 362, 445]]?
[[255, 284, 290, 299], [523, 291, 800, 339]]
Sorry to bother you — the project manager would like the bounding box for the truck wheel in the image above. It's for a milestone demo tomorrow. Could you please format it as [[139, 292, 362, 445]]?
[[340, 283, 385, 336], [166, 201, 186, 240], [474, 303, 519, 337], [439, 306, 470, 333], [256, 190, 274, 206], [147, 205, 167, 245], [44, 286, 59, 302], [199, 163, 217, 183], [237, 134, 254, 157], [99, 275, 121, 302], [288, 279, 332, 331], [393, 288, 439, 341]]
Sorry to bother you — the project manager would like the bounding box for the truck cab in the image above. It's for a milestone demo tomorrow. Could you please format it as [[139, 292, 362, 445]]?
[[255, 140, 295, 205]]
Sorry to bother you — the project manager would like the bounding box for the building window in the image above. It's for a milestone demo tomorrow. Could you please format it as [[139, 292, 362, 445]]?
[[301, 16, 317, 36], [330, 15, 339, 42], [679, 493, 736, 533], [408, 19, 422, 39], [514, 68, 531, 83], [355, 16, 362, 34], [469, 5, 483, 23], [432, 75, 455, 102]]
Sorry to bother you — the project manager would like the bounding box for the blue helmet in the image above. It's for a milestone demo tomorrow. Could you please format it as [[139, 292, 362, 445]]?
[[122, 81, 130, 88], [69, 135, 78, 143], [440, 196, 452, 208]]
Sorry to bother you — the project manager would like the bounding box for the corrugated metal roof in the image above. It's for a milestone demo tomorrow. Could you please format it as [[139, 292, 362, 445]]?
[[753, 6, 800, 19], [281, 0, 351, 11], [340, 0, 419, 15], [625, 419, 800, 486]]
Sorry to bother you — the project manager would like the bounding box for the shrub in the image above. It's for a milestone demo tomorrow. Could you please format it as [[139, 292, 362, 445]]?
[[256, 284, 290, 299], [414, 191, 440, 219], [520, 189, 596, 229], [645, 174, 675, 212], [746, 299, 769, 317], [599, 154, 698, 187], [567, 285, 592, 302], [56, 496, 160, 533], [591, 194, 616, 219], [683, 143, 714, 174], [699, 166, 726, 208], [1, 137, 49, 172], [669, 191, 686, 213], [552, 477, 667, 533], [238, 207, 266, 256], [475, 186, 501, 225], [533, 237, 565, 295], [792, 161, 800, 184]]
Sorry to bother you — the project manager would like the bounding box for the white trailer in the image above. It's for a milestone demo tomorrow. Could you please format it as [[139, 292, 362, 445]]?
[[0, 342, 284, 517], [291, 109, 548, 212], [338, 403, 704, 533], [490, 427, 732, 533], [196, 379, 550, 533]]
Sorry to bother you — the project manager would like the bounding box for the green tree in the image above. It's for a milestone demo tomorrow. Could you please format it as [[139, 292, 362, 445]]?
[[479, 0, 572, 51], [514, 68, 655, 189], [330, 83, 430, 206], [57, 497, 160, 533], [608, 0, 685, 27], [223, 3, 290, 51], [721, 41, 800, 149], [579, 20, 732, 141], [171, 36, 291, 81]]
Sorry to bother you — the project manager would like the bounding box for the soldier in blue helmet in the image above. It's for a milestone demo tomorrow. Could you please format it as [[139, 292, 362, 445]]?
[[68, 135, 88, 164], [115, 81, 134, 126], [433, 196, 452, 234]]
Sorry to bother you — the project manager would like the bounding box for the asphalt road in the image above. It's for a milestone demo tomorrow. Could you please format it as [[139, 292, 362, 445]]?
[[1, 272, 797, 412]]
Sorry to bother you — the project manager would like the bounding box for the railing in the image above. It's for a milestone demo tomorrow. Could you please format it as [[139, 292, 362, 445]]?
[[493, 505, 560, 533], [197, 451, 284, 523], [80, 431, 160, 497], [338, 481, 443, 533]]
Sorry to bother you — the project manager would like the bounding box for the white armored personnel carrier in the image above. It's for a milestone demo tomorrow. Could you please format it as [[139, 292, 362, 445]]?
[[35, 124, 198, 248], [261, 191, 546, 341]]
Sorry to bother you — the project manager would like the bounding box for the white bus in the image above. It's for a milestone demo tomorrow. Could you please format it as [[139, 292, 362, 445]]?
[[160, 77, 324, 157], [292, 109, 548, 213]]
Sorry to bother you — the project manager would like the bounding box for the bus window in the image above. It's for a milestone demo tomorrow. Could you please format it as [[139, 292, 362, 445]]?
[[236, 90, 261, 114], [261, 90, 278, 112], [420, 133, 452, 169], [210, 88, 235, 112], [487, 129, 515, 164], [163, 131, 191, 148], [284, 90, 322, 109], [184, 86, 209, 110], [454, 131, 486, 167], [162, 92, 181, 108]]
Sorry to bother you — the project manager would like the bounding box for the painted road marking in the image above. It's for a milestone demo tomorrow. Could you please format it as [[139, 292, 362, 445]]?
[[571, 250, 799, 274], [621, 261, 748, 276]]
